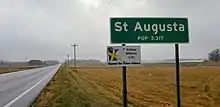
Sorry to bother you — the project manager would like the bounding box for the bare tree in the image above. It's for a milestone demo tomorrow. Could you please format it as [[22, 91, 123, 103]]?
[[209, 49, 220, 62], [0, 60, 4, 64]]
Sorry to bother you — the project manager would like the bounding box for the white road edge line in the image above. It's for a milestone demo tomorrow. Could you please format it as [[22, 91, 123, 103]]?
[[3, 68, 57, 107]]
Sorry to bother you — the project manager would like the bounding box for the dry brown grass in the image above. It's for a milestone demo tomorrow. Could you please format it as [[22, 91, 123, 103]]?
[[76, 66, 220, 107], [34, 66, 220, 107], [0, 66, 39, 74]]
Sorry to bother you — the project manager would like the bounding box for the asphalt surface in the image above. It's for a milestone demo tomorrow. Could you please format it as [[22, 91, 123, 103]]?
[[0, 64, 60, 107]]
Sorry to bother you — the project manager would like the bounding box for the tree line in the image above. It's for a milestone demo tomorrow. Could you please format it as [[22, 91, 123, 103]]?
[[209, 49, 220, 62]]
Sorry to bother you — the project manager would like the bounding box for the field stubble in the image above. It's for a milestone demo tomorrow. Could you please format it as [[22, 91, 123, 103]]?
[[34, 66, 220, 107]]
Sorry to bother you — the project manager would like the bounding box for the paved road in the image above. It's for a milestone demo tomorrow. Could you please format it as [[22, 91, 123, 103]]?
[[0, 64, 60, 107]]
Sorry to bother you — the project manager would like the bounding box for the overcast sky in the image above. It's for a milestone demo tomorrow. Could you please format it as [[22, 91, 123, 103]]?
[[0, 0, 219, 62]]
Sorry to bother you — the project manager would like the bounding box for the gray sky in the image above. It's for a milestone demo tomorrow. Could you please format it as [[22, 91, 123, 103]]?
[[0, 0, 219, 62]]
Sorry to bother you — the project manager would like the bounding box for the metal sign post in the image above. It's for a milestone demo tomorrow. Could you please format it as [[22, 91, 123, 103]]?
[[122, 43, 127, 107], [175, 44, 181, 107]]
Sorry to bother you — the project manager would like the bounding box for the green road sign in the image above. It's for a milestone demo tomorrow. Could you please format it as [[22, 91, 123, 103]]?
[[110, 17, 189, 44]]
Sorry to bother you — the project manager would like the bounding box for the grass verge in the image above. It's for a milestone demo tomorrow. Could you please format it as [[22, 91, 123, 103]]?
[[32, 66, 117, 107]]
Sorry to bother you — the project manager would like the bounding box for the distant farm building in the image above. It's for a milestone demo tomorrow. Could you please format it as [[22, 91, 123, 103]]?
[[28, 60, 44, 65]]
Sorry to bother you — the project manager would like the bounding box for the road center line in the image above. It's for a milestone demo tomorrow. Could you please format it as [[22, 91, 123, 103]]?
[[3, 67, 57, 107]]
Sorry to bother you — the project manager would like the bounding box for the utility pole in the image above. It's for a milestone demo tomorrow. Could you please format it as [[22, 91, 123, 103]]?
[[67, 54, 70, 66], [71, 44, 79, 68]]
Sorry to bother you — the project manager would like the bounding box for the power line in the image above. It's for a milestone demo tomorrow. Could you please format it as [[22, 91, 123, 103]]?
[[105, 0, 114, 8]]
